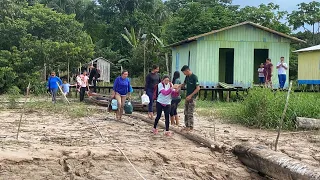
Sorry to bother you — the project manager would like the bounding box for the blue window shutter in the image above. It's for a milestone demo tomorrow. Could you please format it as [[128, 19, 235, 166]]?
[[176, 53, 180, 71]]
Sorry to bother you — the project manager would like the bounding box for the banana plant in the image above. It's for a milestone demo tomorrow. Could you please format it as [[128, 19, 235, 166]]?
[[151, 33, 169, 76]]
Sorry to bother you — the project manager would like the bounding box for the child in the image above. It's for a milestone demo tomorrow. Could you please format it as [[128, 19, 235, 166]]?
[[258, 63, 265, 86], [61, 80, 70, 96]]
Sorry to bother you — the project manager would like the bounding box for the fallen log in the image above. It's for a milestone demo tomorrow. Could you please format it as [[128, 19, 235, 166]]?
[[126, 113, 229, 153], [296, 117, 320, 130], [233, 144, 320, 180]]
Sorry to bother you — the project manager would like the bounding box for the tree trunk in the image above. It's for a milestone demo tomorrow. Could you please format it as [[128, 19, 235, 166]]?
[[296, 117, 320, 129], [126, 113, 229, 153], [234, 144, 320, 180]]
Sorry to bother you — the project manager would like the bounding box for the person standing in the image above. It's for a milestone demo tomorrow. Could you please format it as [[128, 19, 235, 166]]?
[[258, 63, 265, 86], [144, 65, 161, 119], [152, 75, 173, 136], [179, 65, 200, 131], [79, 70, 89, 102], [170, 71, 182, 126], [89, 65, 98, 93], [61, 80, 70, 96], [263, 58, 273, 89], [276, 57, 288, 89], [112, 70, 131, 120], [47, 71, 62, 104]]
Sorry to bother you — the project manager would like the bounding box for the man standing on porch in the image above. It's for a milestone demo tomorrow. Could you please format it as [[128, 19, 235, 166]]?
[[180, 65, 200, 131], [276, 57, 288, 89]]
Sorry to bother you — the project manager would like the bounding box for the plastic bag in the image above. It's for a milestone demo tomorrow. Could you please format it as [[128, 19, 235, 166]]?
[[111, 99, 118, 111], [124, 101, 133, 114], [141, 94, 150, 105]]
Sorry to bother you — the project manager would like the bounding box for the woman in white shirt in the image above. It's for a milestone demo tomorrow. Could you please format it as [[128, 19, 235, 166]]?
[[152, 75, 174, 136]]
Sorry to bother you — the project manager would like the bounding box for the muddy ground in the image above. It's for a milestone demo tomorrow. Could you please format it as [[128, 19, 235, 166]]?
[[0, 102, 319, 180]]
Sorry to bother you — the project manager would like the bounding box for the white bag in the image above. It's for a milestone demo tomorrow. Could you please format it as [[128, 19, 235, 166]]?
[[141, 94, 150, 105]]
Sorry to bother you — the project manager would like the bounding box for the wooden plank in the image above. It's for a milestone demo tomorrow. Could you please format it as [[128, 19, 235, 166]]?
[[234, 144, 320, 180]]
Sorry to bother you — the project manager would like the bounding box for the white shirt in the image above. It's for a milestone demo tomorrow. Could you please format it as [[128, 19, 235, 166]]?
[[157, 83, 172, 105], [258, 68, 264, 77], [80, 75, 88, 87], [277, 62, 288, 75]]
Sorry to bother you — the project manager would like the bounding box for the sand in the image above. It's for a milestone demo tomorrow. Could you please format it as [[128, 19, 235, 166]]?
[[0, 105, 318, 180], [0, 108, 263, 180]]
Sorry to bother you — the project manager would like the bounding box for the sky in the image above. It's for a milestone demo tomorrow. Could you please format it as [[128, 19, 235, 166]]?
[[232, 0, 314, 12], [232, 0, 315, 32]]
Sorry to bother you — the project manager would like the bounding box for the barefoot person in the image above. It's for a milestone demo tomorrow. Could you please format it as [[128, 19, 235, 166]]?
[[170, 71, 182, 126], [153, 75, 173, 136], [263, 58, 273, 89], [180, 65, 200, 131], [47, 71, 62, 104], [276, 57, 288, 89], [144, 65, 161, 119], [112, 70, 131, 120]]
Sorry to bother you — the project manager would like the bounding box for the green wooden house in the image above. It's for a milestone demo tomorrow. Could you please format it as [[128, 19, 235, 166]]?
[[168, 22, 305, 88]]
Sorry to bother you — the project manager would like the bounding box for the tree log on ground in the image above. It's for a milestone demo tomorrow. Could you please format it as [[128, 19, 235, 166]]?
[[296, 117, 320, 129], [126, 113, 229, 153], [233, 144, 320, 180]]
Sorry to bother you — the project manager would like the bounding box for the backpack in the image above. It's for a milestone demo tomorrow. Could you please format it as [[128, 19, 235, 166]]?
[[96, 69, 101, 79], [153, 82, 173, 100], [111, 99, 118, 111], [124, 101, 133, 114]]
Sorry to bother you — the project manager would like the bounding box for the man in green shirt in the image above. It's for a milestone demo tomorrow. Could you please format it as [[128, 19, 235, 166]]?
[[180, 65, 200, 131]]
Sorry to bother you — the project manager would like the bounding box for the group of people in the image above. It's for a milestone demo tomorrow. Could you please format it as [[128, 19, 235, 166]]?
[[46, 64, 99, 103], [47, 64, 201, 136], [258, 57, 288, 89], [144, 65, 200, 136]]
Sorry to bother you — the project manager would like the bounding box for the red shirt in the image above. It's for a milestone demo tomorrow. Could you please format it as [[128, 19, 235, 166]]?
[[263, 63, 273, 76]]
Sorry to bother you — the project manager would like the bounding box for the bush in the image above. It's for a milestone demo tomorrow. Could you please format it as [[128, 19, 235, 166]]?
[[222, 88, 320, 130], [7, 86, 21, 109]]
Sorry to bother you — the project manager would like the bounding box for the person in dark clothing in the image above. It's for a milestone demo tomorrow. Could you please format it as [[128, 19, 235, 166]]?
[[89, 65, 98, 92], [144, 65, 161, 119], [179, 65, 200, 131], [170, 71, 182, 126]]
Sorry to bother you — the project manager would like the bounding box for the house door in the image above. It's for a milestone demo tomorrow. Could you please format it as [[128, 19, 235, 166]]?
[[219, 48, 234, 84], [254, 49, 269, 84]]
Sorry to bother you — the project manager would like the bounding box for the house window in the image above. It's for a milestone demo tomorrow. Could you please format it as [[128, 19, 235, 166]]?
[[176, 53, 180, 71]]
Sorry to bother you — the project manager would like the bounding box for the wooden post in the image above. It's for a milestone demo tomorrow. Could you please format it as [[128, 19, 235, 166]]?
[[275, 81, 293, 151], [57, 82, 70, 105], [16, 82, 31, 140], [67, 60, 70, 83]]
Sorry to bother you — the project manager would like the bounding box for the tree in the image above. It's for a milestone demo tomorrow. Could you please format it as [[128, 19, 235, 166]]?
[[288, 1, 320, 45], [0, 1, 94, 92], [164, 2, 238, 44], [238, 3, 291, 34]]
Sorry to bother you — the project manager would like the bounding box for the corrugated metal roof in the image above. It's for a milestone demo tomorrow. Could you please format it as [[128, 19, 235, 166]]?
[[294, 44, 320, 53], [166, 21, 306, 47]]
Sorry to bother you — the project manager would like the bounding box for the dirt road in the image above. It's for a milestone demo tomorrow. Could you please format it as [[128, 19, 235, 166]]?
[[0, 108, 263, 180]]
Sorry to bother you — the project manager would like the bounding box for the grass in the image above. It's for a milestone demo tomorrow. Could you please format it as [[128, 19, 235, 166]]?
[[24, 100, 100, 119], [193, 88, 320, 130]]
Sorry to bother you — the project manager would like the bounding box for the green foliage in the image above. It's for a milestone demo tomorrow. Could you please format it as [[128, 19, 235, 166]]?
[[6, 86, 21, 109], [0, 1, 94, 93], [220, 88, 320, 130]]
